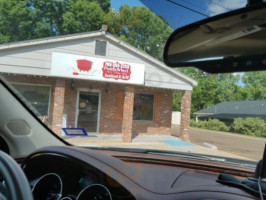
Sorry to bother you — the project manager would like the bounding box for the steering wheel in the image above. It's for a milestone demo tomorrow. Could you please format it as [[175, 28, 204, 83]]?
[[0, 151, 33, 200]]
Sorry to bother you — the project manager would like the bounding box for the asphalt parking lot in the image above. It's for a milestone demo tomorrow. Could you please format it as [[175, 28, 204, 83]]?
[[65, 125, 266, 161], [171, 125, 266, 161]]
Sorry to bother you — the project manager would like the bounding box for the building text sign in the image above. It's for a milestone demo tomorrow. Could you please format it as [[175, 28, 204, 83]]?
[[51, 52, 145, 85]]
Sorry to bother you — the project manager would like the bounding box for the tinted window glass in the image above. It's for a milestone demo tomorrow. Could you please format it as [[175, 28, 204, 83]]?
[[12, 84, 51, 117], [133, 94, 154, 121]]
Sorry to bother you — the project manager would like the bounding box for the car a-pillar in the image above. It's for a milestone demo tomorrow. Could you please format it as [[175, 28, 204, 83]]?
[[180, 90, 192, 142]]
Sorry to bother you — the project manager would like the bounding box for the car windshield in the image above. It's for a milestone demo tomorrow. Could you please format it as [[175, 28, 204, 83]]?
[[0, 0, 265, 164]]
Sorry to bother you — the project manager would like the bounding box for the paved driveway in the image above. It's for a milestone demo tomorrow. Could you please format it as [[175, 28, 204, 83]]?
[[66, 133, 249, 160], [171, 125, 266, 161]]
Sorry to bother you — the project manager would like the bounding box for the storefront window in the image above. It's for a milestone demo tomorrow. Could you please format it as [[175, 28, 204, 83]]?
[[133, 94, 154, 121], [12, 84, 51, 118]]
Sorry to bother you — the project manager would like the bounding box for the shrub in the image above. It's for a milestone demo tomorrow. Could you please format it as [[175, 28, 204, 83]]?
[[191, 117, 266, 138], [190, 118, 230, 132], [231, 117, 266, 137], [190, 119, 201, 128], [205, 119, 230, 132]]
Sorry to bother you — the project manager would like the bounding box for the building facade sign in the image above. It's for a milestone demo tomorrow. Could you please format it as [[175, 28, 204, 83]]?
[[51, 52, 145, 85]]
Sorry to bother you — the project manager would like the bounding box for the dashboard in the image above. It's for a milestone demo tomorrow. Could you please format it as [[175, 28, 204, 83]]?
[[22, 149, 135, 200], [21, 146, 258, 200]]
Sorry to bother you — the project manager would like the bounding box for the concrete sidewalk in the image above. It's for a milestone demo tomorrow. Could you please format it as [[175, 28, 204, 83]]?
[[65, 134, 250, 160]]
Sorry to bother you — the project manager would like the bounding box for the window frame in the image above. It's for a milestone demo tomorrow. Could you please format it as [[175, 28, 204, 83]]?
[[11, 82, 52, 118], [133, 93, 155, 122], [94, 39, 108, 57]]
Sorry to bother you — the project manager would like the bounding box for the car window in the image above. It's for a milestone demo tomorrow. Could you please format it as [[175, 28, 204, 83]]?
[[0, 0, 265, 164]]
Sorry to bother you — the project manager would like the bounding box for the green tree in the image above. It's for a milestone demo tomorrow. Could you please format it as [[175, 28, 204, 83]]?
[[30, 0, 107, 35], [28, 0, 69, 36], [0, 1, 170, 61], [103, 9, 122, 35], [0, 0, 35, 43], [241, 71, 266, 100], [176, 68, 218, 115], [0, 0, 110, 43], [105, 5, 173, 60], [96, 0, 110, 13], [216, 73, 242, 102], [62, 1, 105, 34], [172, 92, 182, 111], [192, 74, 218, 112], [174, 68, 243, 117]]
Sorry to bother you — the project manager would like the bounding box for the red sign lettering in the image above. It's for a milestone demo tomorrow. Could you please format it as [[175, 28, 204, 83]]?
[[102, 61, 131, 80]]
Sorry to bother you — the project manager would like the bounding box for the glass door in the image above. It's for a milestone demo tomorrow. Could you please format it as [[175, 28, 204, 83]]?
[[77, 91, 100, 133]]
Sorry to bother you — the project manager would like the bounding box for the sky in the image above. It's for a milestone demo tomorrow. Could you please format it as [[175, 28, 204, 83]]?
[[111, 0, 247, 29]]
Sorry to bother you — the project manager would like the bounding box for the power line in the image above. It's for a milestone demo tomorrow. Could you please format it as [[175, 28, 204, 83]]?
[[166, 0, 209, 17], [181, 0, 207, 13], [207, 0, 231, 11]]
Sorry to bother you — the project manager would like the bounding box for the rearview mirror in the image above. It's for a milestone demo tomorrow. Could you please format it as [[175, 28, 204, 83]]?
[[164, 3, 266, 73]]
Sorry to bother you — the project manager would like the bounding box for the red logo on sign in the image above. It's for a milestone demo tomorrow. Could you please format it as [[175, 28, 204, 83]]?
[[102, 61, 131, 80], [76, 59, 93, 72]]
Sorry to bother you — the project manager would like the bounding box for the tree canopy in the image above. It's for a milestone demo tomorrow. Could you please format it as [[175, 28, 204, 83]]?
[[0, 0, 172, 60], [104, 5, 172, 59], [173, 68, 266, 117], [0, 0, 35, 43], [0, 0, 110, 41]]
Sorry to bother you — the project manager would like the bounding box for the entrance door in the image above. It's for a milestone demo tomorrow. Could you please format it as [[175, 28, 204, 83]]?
[[77, 91, 100, 133]]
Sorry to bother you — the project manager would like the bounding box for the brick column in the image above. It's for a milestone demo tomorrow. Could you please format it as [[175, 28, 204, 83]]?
[[180, 91, 191, 142], [122, 86, 134, 142], [51, 78, 66, 136]]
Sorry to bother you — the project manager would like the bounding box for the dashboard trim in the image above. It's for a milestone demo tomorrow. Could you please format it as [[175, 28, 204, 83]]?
[[21, 146, 258, 200]]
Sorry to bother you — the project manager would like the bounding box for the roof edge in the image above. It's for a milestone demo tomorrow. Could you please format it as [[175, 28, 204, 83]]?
[[0, 31, 197, 87], [0, 31, 103, 51], [104, 33, 197, 87]]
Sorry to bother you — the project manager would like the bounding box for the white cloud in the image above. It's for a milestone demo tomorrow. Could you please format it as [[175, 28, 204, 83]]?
[[207, 0, 247, 16]]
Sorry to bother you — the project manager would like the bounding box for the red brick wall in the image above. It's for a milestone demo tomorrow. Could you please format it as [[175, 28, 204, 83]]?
[[51, 79, 65, 135], [122, 86, 134, 142], [98, 85, 173, 135], [132, 88, 173, 135], [180, 90, 191, 141], [100, 83, 125, 133], [3, 74, 174, 135]]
